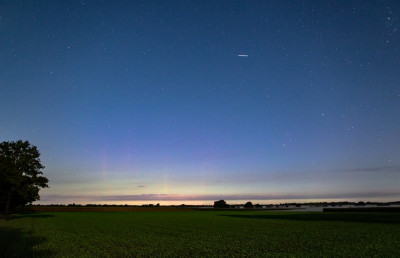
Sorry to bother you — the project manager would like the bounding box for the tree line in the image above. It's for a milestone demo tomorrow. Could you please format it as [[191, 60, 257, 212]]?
[[213, 200, 262, 208]]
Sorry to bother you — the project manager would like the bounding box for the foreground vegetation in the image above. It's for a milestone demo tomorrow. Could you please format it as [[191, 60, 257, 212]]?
[[1, 210, 400, 257]]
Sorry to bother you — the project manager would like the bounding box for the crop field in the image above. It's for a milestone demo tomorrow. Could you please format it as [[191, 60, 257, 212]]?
[[1, 210, 400, 257]]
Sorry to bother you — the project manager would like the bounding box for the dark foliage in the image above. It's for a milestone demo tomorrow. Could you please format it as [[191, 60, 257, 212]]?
[[0, 140, 49, 217], [213, 200, 229, 208], [244, 202, 254, 208]]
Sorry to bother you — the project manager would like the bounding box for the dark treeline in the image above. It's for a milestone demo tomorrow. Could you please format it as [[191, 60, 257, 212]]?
[[28, 203, 213, 208], [27, 200, 400, 209]]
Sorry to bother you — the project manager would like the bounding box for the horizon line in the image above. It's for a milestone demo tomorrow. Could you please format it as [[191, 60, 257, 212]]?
[[38, 191, 400, 203]]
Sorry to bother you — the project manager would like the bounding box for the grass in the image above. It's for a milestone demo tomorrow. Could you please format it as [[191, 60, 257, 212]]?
[[1, 210, 400, 257]]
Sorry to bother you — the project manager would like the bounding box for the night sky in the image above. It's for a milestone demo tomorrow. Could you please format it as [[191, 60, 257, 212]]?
[[1, 1, 399, 205]]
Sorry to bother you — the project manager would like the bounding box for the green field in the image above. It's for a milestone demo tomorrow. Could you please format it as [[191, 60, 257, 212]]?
[[1, 210, 400, 257]]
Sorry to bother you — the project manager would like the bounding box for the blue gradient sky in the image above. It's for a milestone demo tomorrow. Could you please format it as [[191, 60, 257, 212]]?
[[1, 1, 400, 204]]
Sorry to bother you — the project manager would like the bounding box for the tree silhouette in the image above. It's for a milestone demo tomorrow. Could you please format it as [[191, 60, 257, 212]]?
[[213, 200, 229, 208], [0, 140, 49, 218], [244, 202, 254, 208]]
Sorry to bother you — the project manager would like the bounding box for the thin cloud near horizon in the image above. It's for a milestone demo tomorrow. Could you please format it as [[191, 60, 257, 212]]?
[[339, 166, 400, 173], [39, 191, 400, 203]]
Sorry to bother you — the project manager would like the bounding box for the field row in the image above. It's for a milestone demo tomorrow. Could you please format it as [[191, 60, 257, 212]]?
[[1, 211, 400, 257]]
